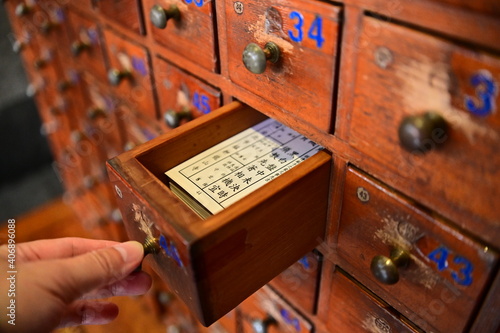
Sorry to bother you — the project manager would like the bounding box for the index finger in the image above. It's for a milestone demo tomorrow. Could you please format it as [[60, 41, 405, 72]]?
[[11, 237, 120, 262]]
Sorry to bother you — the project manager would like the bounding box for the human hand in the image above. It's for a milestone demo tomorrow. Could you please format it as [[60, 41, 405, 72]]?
[[0, 237, 152, 333]]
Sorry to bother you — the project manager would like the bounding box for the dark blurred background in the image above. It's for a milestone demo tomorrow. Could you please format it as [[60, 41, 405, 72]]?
[[0, 4, 63, 220]]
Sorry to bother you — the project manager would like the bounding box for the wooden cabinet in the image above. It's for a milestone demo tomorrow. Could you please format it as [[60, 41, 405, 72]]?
[[5, 0, 500, 331]]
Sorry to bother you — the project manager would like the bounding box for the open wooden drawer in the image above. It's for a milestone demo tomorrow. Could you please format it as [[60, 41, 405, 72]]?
[[106, 102, 332, 326]]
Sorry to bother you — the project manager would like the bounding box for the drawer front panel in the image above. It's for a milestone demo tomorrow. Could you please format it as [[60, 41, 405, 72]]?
[[240, 286, 313, 333], [153, 56, 221, 131], [96, 0, 144, 34], [268, 251, 321, 314], [428, 0, 500, 15], [103, 29, 158, 120], [338, 167, 498, 333], [350, 17, 500, 245], [327, 269, 418, 333], [67, 10, 108, 82], [225, 0, 341, 132], [145, 0, 217, 72]]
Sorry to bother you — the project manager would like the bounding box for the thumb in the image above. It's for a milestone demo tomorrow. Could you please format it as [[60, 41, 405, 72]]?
[[55, 241, 144, 302]]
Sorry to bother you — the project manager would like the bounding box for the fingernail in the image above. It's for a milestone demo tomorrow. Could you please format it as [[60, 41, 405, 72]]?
[[113, 241, 144, 262]]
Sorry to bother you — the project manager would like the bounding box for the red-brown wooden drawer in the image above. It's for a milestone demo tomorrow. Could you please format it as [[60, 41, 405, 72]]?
[[153, 56, 221, 131], [327, 269, 420, 332], [268, 251, 321, 314], [337, 167, 498, 333], [240, 286, 313, 333], [102, 28, 158, 120], [428, 0, 499, 16], [225, 0, 341, 133], [95, 0, 144, 35], [66, 10, 108, 82], [144, 0, 218, 72], [349, 16, 500, 246]]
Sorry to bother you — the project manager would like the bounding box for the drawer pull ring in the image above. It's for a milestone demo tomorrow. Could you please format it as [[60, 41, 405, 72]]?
[[150, 4, 180, 29], [251, 316, 277, 333], [370, 248, 410, 285], [242, 42, 280, 74], [108, 68, 131, 86], [398, 112, 448, 153]]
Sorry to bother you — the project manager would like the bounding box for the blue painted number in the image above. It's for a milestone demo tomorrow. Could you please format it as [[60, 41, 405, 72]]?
[[192, 92, 211, 114], [288, 11, 324, 48], [280, 308, 301, 332], [185, 0, 203, 7], [464, 70, 497, 117], [428, 246, 473, 286], [159, 235, 183, 267], [132, 56, 148, 76]]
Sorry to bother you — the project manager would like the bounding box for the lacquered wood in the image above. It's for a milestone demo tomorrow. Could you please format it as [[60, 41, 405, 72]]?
[[95, 0, 144, 34], [337, 167, 498, 333]]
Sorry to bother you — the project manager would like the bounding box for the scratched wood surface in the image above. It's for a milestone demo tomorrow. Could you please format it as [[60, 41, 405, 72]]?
[[336, 167, 499, 333], [224, 0, 341, 133], [349, 16, 500, 247], [143, 0, 218, 72], [95, 0, 144, 35]]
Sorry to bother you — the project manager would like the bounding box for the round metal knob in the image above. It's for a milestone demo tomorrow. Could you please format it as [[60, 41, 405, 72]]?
[[163, 108, 192, 128], [108, 68, 131, 86], [34, 58, 47, 70], [398, 112, 448, 153], [71, 40, 90, 56], [143, 236, 160, 256], [57, 80, 72, 92], [87, 107, 106, 120], [40, 21, 56, 35], [242, 42, 280, 74], [15, 3, 31, 16], [370, 248, 410, 285], [251, 316, 277, 333], [12, 40, 25, 53], [150, 4, 180, 29]]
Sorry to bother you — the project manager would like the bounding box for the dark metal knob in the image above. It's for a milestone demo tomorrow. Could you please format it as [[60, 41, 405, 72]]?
[[12, 40, 25, 53], [34, 58, 47, 70], [150, 4, 180, 29], [243, 42, 280, 74], [163, 108, 192, 128], [71, 40, 90, 56], [15, 3, 31, 16], [143, 237, 160, 256], [398, 112, 448, 153], [370, 248, 410, 285], [251, 316, 277, 333], [108, 68, 131, 86], [57, 80, 72, 92], [40, 21, 56, 35], [87, 107, 106, 120]]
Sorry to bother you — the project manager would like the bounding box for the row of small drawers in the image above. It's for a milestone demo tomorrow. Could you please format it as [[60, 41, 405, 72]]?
[[9, 0, 500, 246]]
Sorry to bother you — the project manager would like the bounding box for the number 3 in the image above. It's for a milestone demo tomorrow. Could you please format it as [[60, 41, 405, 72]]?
[[288, 11, 304, 43], [464, 70, 498, 117]]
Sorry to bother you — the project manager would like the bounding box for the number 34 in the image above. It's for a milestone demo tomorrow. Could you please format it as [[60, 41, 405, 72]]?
[[288, 11, 325, 48]]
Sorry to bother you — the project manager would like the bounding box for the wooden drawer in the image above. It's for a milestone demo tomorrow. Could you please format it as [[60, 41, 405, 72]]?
[[350, 16, 500, 246], [327, 269, 419, 332], [428, 0, 499, 16], [66, 10, 108, 82], [153, 56, 221, 131], [107, 102, 331, 326], [225, 0, 341, 133], [240, 286, 313, 333], [268, 251, 321, 314], [103, 28, 158, 120], [120, 104, 163, 148], [95, 0, 145, 35], [144, 0, 218, 72], [337, 167, 498, 333]]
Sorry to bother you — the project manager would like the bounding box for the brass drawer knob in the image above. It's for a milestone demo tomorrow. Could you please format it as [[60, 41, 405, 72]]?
[[398, 112, 448, 153], [87, 107, 107, 120], [71, 40, 90, 56], [150, 4, 180, 29], [143, 236, 160, 256], [107, 68, 131, 86], [41, 21, 56, 35], [34, 58, 47, 70], [243, 42, 280, 74], [163, 108, 192, 128], [251, 316, 277, 333], [370, 248, 410, 285], [12, 40, 25, 53], [57, 80, 72, 92]]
